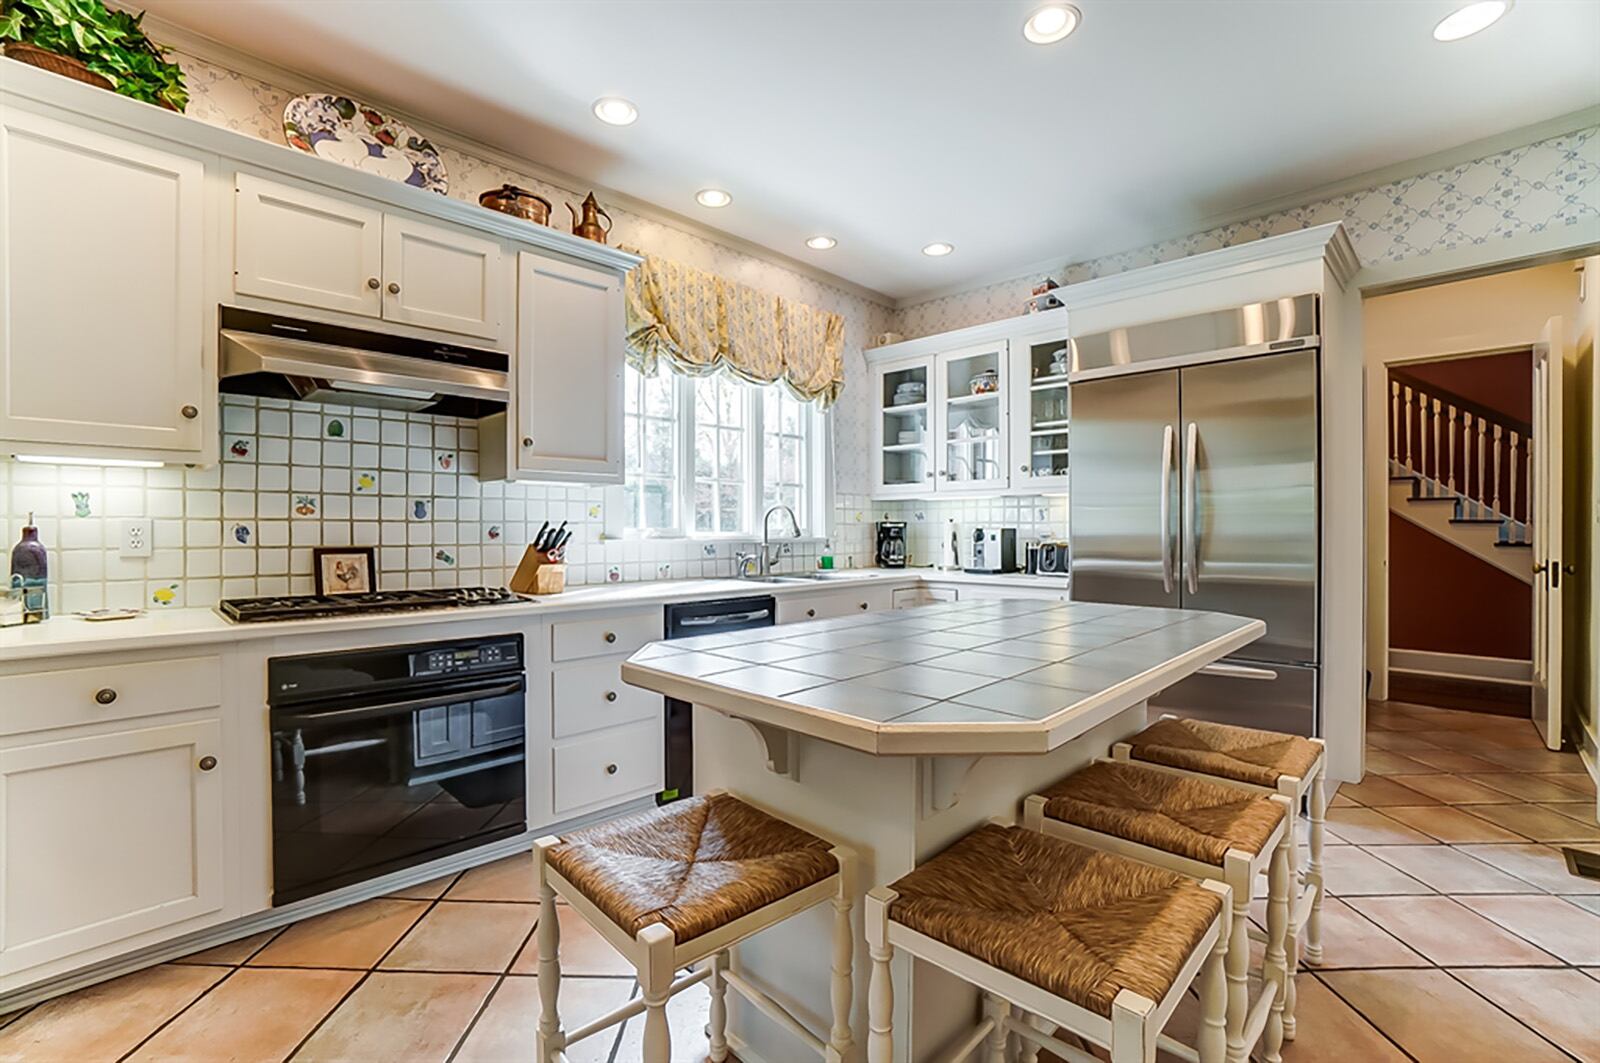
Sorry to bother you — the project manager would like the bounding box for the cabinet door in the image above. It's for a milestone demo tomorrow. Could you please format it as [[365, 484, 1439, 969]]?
[[234, 173, 382, 318], [0, 110, 207, 454], [382, 215, 506, 340], [511, 252, 625, 483], [0, 719, 224, 975], [1009, 329, 1071, 493], [872, 356, 936, 498], [934, 341, 1009, 494]]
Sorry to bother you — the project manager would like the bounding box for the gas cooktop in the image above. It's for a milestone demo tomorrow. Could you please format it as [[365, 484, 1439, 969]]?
[[218, 586, 522, 623]]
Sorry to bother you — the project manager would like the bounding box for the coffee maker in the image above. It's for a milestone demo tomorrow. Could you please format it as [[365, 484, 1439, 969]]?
[[875, 521, 907, 568]]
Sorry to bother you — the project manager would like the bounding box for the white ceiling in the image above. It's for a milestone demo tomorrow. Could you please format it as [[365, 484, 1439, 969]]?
[[141, 0, 1600, 302]]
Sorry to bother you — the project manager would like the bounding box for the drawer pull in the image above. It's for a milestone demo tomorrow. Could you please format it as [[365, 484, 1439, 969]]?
[[94, 688, 118, 705], [859, 602, 869, 610], [605, 763, 618, 775], [605, 691, 618, 702], [198, 755, 218, 772], [603, 631, 617, 644], [805, 608, 816, 618]]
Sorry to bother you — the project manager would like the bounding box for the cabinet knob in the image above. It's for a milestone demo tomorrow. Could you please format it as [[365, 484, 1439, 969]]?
[[938, 471, 948, 478], [387, 282, 401, 295], [180, 405, 199, 420], [805, 608, 816, 618], [859, 602, 869, 610], [925, 472, 933, 479], [94, 687, 118, 705], [367, 277, 381, 290], [1019, 465, 1029, 473], [522, 437, 534, 448], [605, 690, 618, 702], [198, 755, 218, 772], [603, 631, 617, 643], [605, 763, 618, 776]]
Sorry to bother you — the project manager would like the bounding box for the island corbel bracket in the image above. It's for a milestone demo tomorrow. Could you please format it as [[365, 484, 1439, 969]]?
[[737, 718, 796, 780], [919, 755, 982, 816]]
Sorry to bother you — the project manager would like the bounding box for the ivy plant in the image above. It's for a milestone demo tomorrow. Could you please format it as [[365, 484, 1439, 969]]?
[[0, 0, 187, 111]]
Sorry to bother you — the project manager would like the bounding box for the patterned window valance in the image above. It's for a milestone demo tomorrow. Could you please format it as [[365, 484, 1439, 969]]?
[[623, 251, 845, 406]]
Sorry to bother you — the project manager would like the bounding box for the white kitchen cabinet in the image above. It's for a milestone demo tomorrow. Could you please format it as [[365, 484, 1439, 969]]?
[[234, 172, 383, 318], [870, 342, 1011, 497], [233, 173, 508, 343], [1007, 324, 1071, 493], [872, 356, 937, 499], [481, 252, 626, 483], [776, 585, 895, 623], [381, 214, 505, 340], [0, 108, 210, 460], [0, 717, 225, 976]]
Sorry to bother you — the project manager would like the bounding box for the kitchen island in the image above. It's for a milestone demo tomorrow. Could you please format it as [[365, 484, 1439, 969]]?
[[620, 597, 1264, 1063]]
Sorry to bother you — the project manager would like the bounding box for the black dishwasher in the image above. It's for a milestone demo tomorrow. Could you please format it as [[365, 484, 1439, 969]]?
[[660, 595, 776, 803]]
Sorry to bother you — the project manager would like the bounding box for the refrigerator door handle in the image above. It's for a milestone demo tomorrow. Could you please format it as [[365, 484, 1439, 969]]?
[[1159, 424, 1175, 594], [1183, 421, 1199, 596], [1197, 662, 1279, 681]]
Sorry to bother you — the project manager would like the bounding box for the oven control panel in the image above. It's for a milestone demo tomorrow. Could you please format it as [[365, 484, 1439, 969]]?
[[410, 638, 521, 677]]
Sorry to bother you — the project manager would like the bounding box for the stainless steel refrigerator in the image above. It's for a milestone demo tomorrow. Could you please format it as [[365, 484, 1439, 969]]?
[[1068, 296, 1321, 734]]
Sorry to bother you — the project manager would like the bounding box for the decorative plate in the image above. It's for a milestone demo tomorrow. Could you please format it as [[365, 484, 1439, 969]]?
[[283, 94, 448, 194]]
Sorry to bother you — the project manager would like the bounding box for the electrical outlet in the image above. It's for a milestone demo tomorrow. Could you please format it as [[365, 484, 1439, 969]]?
[[120, 519, 152, 558]]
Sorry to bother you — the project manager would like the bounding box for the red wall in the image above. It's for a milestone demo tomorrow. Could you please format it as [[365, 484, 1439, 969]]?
[[1402, 350, 1531, 427], [1389, 513, 1531, 659]]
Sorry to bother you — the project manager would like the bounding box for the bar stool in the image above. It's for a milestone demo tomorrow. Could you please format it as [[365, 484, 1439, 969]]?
[[1022, 759, 1292, 1063], [865, 823, 1232, 1063], [533, 791, 857, 1063], [1111, 716, 1327, 966]]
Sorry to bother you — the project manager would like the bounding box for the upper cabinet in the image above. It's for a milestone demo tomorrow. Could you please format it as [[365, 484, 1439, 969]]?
[[480, 252, 627, 484], [0, 108, 213, 462], [868, 307, 1069, 499], [234, 173, 508, 343]]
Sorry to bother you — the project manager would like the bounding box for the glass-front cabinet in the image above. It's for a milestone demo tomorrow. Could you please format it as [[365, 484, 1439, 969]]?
[[1008, 327, 1071, 493], [873, 359, 934, 496], [935, 341, 1009, 494]]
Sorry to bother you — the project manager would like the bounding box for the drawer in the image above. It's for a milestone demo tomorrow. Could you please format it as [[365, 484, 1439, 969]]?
[[553, 659, 661, 739], [0, 656, 223, 737], [777, 586, 895, 624], [892, 586, 956, 608], [552, 718, 662, 815], [551, 611, 662, 663]]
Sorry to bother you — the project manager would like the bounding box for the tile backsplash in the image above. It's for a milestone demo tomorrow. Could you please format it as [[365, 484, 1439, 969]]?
[[1, 395, 878, 614], [879, 496, 1069, 569]]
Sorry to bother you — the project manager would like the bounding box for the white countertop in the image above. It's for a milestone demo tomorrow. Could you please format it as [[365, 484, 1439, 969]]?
[[621, 598, 1262, 756], [0, 568, 1067, 663]]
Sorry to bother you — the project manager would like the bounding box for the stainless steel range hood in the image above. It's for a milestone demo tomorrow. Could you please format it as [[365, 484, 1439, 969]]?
[[218, 308, 509, 417]]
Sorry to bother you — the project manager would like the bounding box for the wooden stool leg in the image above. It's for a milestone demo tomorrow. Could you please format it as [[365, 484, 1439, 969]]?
[[1110, 989, 1155, 1063], [1262, 830, 1291, 1063], [1306, 764, 1327, 965], [1222, 852, 1251, 1063], [1199, 904, 1230, 1063], [828, 849, 856, 1062], [637, 923, 676, 1063], [533, 839, 564, 1063], [1277, 782, 1301, 1042], [865, 889, 896, 1063], [707, 950, 730, 1063], [983, 993, 1009, 1063], [1018, 1014, 1050, 1063]]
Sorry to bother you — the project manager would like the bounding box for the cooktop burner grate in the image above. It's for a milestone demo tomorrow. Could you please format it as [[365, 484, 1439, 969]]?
[[218, 586, 521, 623]]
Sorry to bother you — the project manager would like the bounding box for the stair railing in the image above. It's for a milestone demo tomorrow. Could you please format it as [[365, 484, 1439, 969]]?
[[1388, 368, 1532, 528]]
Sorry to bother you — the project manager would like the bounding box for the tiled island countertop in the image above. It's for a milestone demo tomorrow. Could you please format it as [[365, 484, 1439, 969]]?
[[621, 597, 1264, 756]]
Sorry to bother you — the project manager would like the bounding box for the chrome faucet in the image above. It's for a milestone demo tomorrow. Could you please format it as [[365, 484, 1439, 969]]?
[[760, 504, 801, 576]]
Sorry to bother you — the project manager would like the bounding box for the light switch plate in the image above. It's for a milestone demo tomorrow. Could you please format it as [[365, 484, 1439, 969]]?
[[119, 519, 152, 558]]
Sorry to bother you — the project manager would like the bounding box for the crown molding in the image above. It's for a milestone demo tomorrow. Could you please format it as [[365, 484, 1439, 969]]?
[[891, 105, 1600, 311], [126, 7, 896, 311]]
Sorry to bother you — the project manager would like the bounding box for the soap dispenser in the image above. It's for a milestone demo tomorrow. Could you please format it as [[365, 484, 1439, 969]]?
[[10, 512, 49, 622]]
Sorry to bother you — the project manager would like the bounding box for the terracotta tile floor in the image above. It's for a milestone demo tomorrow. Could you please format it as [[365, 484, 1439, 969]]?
[[1, 699, 1596, 1062]]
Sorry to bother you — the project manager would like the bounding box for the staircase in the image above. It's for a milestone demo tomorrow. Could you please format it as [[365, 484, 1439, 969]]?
[[1387, 368, 1533, 584]]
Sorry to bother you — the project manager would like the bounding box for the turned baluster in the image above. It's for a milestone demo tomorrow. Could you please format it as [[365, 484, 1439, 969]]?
[[1391, 381, 1400, 463], [1418, 391, 1430, 482], [1403, 386, 1414, 470], [1447, 405, 1458, 492], [1509, 431, 1519, 522], [1475, 418, 1488, 515], [1462, 413, 1474, 501], [1491, 424, 1503, 515], [1431, 399, 1442, 484]]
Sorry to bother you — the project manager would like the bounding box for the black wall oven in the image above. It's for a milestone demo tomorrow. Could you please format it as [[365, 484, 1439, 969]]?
[[268, 634, 527, 905]]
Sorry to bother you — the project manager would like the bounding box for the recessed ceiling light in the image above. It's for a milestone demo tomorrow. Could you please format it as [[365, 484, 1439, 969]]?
[[1433, 0, 1511, 41], [1023, 3, 1081, 44], [592, 97, 638, 125], [922, 242, 955, 257], [695, 188, 732, 208], [805, 235, 837, 250]]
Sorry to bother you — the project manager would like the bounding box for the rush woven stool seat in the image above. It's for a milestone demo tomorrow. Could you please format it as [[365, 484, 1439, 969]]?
[[533, 791, 857, 1063], [1023, 759, 1293, 1063], [865, 823, 1232, 1063], [1112, 715, 1328, 971]]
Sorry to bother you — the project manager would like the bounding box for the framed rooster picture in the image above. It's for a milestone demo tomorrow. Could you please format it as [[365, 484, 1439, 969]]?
[[313, 547, 376, 596]]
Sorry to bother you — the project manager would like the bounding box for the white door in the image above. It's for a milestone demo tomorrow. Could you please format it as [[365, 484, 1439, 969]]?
[[512, 252, 625, 483], [0, 719, 224, 975], [0, 110, 207, 454], [1531, 316, 1565, 750], [934, 341, 1010, 494], [234, 173, 383, 318], [382, 215, 506, 340], [873, 356, 936, 498]]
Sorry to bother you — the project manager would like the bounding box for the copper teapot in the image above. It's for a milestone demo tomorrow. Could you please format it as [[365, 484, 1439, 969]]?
[[567, 192, 613, 244]]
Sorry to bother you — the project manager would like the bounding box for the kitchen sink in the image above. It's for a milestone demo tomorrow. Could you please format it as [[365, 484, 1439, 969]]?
[[736, 571, 885, 583]]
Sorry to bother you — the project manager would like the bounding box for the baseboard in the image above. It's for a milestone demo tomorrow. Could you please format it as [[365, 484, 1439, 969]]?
[[1388, 649, 1532, 685], [1580, 716, 1600, 819]]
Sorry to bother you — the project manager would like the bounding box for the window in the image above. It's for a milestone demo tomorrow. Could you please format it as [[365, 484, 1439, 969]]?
[[622, 364, 825, 537]]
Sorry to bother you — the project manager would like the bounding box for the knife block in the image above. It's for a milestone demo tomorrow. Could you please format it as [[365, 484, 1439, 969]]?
[[510, 547, 566, 595]]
